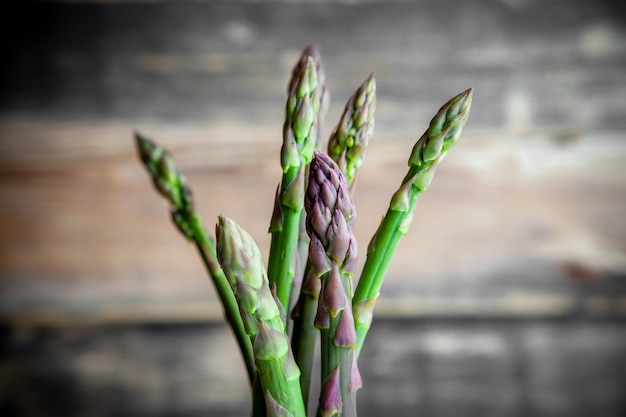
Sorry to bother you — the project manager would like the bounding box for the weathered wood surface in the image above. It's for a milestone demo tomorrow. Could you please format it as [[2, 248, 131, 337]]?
[[2, 318, 625, 417], [1, 0, 626, 324]]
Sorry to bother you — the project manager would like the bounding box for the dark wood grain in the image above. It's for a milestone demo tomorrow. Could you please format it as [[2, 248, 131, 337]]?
[[1, 318, 625, 417]]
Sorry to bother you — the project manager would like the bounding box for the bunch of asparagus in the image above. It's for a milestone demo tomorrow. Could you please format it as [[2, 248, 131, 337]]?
[[135, 45, 472, 417]]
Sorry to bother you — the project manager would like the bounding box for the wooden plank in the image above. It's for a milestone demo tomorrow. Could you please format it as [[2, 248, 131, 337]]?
[[1, 1, 625, 129], [0, 120, 624, 323], [1, 319, 625, 416], [1, 0, 625, 323]]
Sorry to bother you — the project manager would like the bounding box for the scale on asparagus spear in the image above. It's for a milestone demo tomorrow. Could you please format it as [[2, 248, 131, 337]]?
[[135, 45, 472, 417]]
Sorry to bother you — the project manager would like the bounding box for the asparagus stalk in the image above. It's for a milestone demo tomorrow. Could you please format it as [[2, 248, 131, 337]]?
[[134, 133, 256, 384], [327, 73, 376, 189], [217, 216, 306, 417], [352, 88, 473, 356], [290, 75, 374, 407], [288, 45, 331, 327], [268, 53, 320, 313], [290, 263, 320, 408], [305, 152, 361, 417]]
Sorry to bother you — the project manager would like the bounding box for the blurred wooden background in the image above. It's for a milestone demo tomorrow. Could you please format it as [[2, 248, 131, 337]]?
[[0, 0, 625, 416]]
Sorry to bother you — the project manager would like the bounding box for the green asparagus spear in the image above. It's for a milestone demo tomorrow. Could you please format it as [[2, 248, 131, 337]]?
[[134, 133, 256, 384], [217, 216, 306, 417], [268, 53, 320, 313], [352, 88, 473, 356], [289, 45, 331, 327], [306, 152, 361, 417], [327, 73, 376, 189]]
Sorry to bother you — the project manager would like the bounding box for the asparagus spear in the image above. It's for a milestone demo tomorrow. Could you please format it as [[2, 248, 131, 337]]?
[[134, 133, 256, 384], [268, 53, 320, 312], [352, 88, 473, 356], [305, 152, 361, 417], [327, 73, 376, 189], [291, 75, 374, 407], [217, 216, 306, 417], [289, 45, 331, 326]]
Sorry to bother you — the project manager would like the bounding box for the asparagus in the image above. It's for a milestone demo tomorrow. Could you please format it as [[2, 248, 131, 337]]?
[[289, 45, 331, 326], [134, 133, 256, 384], [291, 76, 374, 407], [268, 52, 320, 313], [327, 74, 376, 189], [352, 88, 473, 356], [305, 152, 361, 417], [217, 216, 306, 417]]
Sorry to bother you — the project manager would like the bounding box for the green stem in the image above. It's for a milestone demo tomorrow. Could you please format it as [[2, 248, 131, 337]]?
[[251, 375, 266, 417], [268, 165, 304, 313], [291, 267, 318, 408], [352, 198, 416, 356], [288, 204, 311, 336]]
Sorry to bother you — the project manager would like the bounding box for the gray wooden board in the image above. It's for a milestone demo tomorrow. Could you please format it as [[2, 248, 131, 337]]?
[[1, 318, 625, 417]]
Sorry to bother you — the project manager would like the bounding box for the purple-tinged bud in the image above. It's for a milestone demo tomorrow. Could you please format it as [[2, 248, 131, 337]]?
[[349, 354, 362, 393], [236, 276, 260, 314], [335, 182, 356, 225], [326, 210, 351, 264], [268, 185, 283, 233], [264, 390, 294, 417], [307, 199, 332, 244], [320, 181, 338, 212], [254, 320, 289, 361], [309, 235, 332, 277], [319, 366, 342, 417], [314, 295, 330, 329], [333, 309, 357, 348], [342, 236, 359, 276], [301, 269, 322, 296], [324, 265, 347, 318]]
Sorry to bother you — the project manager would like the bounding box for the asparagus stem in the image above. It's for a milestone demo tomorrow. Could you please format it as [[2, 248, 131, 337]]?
[[134, 132, 256, 384], [288, 45, 330, 337], [217, 216, 306, 417], [352, 88, 473, 356], [290, 264, 320, 408], [268, 50, 320, 312]]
